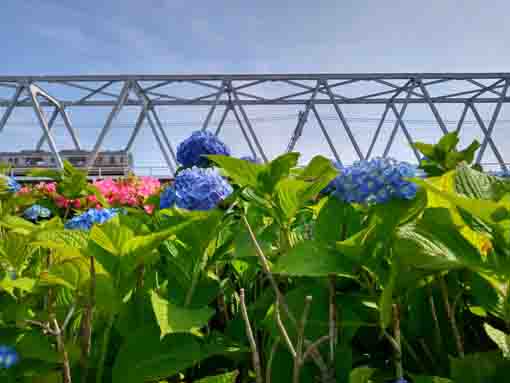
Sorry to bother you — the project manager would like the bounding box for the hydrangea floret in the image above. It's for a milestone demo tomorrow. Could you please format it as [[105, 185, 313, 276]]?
[[160, 167, 233, 211], [332, 157, 418, 204], [0, 345, 19, 369], [177, 131, 230, 167], [0, 175, 21, 193], [23, 204, 52, 221], [64, 208, 120, 231]]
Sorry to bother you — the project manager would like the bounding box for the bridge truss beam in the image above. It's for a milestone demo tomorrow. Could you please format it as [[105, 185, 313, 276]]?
[[1, 73, 510, 174]]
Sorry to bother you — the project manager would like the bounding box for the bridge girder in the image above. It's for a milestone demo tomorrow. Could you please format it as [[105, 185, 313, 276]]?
[[1, 73, 509, 174]]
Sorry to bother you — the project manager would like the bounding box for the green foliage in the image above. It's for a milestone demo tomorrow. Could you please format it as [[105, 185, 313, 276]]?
[[3, 136, 510, 382], [414, 131, 480, 176]]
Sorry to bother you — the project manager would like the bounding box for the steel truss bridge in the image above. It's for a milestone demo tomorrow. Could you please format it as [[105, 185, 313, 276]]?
[[1, 73, 510, 175]]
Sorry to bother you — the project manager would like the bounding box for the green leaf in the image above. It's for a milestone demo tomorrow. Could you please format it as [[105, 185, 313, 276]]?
[[349, 366, 376, 383], [394, 208, 484, 272], [0, 277, 36, 296], [458, 140, 481, 164], [258, 152, 300, 194], [273, 241, 356, 277], [89, 224, 121, 256], [484, 323, 510, 358], [112, 327, 202, 383], [208, 155, 263, 188], [437, 131, 460, 154], [16, 330, 62, 363], [450, 351, 510, 383], [193, 371, 239, 383], [315, 197, 362, 243], [121, 220, 193, 257], [414, 142, 436, 158], [412, 176, 508, 226], [150, 290, 214, 337], [274, 178, 310, 220], [300, 155, 337, 179], [412, 376, 453, 383]]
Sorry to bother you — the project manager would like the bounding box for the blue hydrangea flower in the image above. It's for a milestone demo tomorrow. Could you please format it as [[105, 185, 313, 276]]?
[[64, 208, 119, 231], [159, 186, 177, 209], [23, 204, 52, 221], [177, 131, 231, 168], [160, 167, 233, 211], [240, 156, 262, 164], [332, 157, 418, 204], [0, 345, 19, 369], [0, 175, 21, 193]]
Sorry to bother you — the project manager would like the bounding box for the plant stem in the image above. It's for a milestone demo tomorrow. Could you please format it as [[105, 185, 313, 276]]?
[[53, 318, 72, 383], [96, 312, 115, 383], [392, 304, 404, 380], [266, 338, 280, 383], [242, 215, 334, 383], [427, 285, 442, 355], [439, 276, 464, 358], [328, 275, 337, 365], [80, 256, 96, 383], [293, 296, 312, 383], [239, 289, 263, 383]]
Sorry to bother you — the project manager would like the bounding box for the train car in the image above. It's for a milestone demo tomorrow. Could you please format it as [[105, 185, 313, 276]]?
[[0, 150, 133, 178]]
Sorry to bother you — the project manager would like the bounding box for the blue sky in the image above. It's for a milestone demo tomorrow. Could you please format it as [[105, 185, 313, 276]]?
[[2, 0, 510, 172]]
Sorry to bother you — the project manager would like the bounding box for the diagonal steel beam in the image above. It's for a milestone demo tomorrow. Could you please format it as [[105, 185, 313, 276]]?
[[466, 79, 503, 97], [388, 103, 421, 161], [202, 82, 225, 131], [231, 88, 268, 162], [322, 80, 364, 160], [230, 104, 257, 159], [455, 103, 469, 133], [28, 85, 63, 168], [60, 107, 81, 150], [60, 81, 120, 99], [150, 107, 178, 166], [373, 79, 425, 99], [417, 79, 448, 134], [125, 107, 147, 152], [469, 79, 505, 100], [469, 103, 506, 170], [214, 107, 230, 136], [365, 105, 390, 159], [35, 107, 59, 150], [87, 80, 132, 168], [383, 86, 414, 158], [132, 83, 176, 173], [287, 82, 320, 152], [142, 80, 174, 93], [471, 79, 509, 168], [311, 105, 342, 165], [0, 85, 24, 133], [76, 81, 116, 103]]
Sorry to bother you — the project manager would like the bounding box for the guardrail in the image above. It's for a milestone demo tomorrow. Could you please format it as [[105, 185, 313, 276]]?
[[7, 166, 173, 180]]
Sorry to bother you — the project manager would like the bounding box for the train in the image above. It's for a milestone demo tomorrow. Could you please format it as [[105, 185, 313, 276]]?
[[0, 150, 133, 177]]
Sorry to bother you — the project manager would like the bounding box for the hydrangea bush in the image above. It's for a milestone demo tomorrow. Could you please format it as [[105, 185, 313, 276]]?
[[0, 131, 508, 383]]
